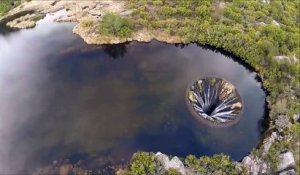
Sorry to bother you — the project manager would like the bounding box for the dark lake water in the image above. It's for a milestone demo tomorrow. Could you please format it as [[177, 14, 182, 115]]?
[[0, 14, 266, 173]]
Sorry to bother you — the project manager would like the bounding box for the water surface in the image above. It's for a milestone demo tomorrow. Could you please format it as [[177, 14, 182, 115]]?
[[0, 16, 266, 173]]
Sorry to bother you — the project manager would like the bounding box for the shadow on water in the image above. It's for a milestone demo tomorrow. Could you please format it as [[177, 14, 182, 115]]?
[[0, 18, 267, 173], [103, 43, 128, 59]]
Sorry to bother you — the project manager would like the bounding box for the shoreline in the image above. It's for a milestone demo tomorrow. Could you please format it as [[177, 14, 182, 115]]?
[[0, 0, 185, 45]]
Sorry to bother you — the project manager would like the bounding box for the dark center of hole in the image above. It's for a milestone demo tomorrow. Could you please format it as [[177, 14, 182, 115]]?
[[203, 103, 218, 116]]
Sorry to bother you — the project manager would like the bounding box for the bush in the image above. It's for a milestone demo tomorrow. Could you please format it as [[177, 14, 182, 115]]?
[[153, 0, 163, 6], [127, 152, 157, 175], [0, 0, 20, 16], [166, 168, 181, 175], [80, 19, 94, 28], [99, 13, 133, 38], [185, 154, 247, 175], [161, 6, 177, 17], [195, 5, 210, 18]]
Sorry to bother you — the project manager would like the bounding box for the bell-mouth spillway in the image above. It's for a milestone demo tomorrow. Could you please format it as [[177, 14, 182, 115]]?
[[186, 77, 243, 127]]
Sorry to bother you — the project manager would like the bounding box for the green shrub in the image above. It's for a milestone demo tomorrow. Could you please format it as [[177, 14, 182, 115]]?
[[195, 5, 210, 18], [0, 0, 20, 16], [99, 13, 133, 38], [177, 7, 192, 16], [127, 152, 157, 175], [165, 168, 181, 175], [80, 20, 94, 28], [153, 0, 164, 6], [185, 154, 247, 175], [161, 6, 177, 17]]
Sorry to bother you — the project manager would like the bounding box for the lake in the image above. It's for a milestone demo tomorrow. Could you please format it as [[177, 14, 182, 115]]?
[[0, 14, 266, 173]]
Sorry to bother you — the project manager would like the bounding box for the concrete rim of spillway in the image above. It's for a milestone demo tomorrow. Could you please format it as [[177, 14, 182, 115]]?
[[185, 77, 244, 128]]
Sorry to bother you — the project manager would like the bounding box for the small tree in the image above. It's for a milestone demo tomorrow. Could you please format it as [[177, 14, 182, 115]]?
[[99, 13, 133, 38]]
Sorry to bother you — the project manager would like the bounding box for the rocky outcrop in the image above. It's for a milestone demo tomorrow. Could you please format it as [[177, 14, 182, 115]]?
[[6, 13, 44, 29], [272, 20, 280, 26], [241, 156, 268, 175], [241, 130, 297, 175], [1, 0, 184, 45], [293, 114, 300, 123], [275, 115, 292, 132], [262, 132, 280, 156], [0, 0, 126, 29], [155, 152, 186, 175], [278, 151, 296, 172], [274, 55, 298, 63], [279, 169, 296, 175]]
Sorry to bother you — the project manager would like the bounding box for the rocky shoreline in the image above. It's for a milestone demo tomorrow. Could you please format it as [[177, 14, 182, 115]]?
[[32, 126, 298, 175], [0, 0, 184, 44]]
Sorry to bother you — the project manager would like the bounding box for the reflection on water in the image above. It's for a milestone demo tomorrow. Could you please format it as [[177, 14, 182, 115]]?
[[0, 17, 265, 173]]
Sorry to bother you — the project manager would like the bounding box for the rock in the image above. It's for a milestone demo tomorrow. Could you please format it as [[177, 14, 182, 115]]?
[[242, 156, 268, 175], [256, 21, 266, 26], [274, 55, 298, 63], [279, 169, 296, 175], [155, 152, 186, 175], [278, 151, 295, 172], [261, 0, 270, 4], [272, 20, 280, 26], [262, 132, 278, 156], [59, 164, 73, 175], [293, 114, 300, 123], [234, 162, 245, 173], [275, 115, 292, 132], [120, 10, 133, 16], [1, 0, 126, 28]]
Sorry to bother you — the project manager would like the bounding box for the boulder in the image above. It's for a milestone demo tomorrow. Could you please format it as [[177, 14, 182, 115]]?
[[59, 164, 73, 175], [272, 20, 280, 26], [293, 114, 300, 123], [155, 152, 186, 175], [261, 0, 270, 4], [279, 169, 296, 175], [262, 132, 278, 156], [120, 10, 133, 16], [275, 115, 292, 132], [278, 151, 295, 172], [242, 156, 268, 175]]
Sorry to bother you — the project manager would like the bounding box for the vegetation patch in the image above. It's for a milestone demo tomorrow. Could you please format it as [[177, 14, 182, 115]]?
[[185, 154, 247, 175], [126, 152, 160, 175], [0, 0, 21, 16], [99, 13, 133, 38]]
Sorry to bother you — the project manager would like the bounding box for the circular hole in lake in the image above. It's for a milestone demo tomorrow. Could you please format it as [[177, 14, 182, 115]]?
[[187, 77, 243, 127], [0, 22, 266, 173]]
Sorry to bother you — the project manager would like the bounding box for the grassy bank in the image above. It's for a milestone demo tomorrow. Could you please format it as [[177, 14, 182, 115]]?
[[0, 0, 21, 16]]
